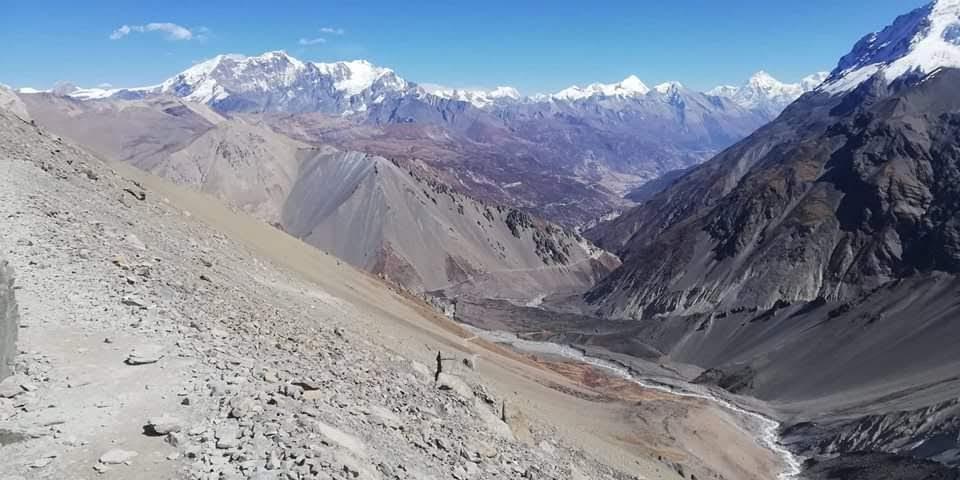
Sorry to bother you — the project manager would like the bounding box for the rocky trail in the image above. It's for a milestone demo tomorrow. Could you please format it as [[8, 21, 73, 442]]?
[[0, 109, 649, 479]]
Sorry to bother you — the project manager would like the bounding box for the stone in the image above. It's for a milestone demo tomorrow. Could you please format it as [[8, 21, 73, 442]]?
[[121, 295, 147, 308], [463, 354, 479, 371], [281, 384, 304, 400], [216, 424, 240, 449], [0, 380, 24, 398], [99, 449, 138, 464], [123, 186, 146, 202], [146, 414, 184, 435], [125, 346, 163, 365], [30, 455, 56, 468]]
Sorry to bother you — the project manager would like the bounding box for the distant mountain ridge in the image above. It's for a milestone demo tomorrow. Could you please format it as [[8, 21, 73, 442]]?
[[16, 92, 617, 299], [11, 52, 826, 227], [19, 50, 825, 118]]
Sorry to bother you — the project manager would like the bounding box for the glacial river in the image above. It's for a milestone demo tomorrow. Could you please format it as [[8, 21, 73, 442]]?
[[466, 326, 803, 480]]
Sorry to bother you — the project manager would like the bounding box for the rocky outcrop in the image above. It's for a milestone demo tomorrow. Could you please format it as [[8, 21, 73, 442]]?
[[0, 260, 17, 380]]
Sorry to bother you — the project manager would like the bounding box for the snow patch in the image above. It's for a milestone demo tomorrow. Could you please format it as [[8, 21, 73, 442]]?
[[822, 0, 960, 93], [552, 75, 651, 101]]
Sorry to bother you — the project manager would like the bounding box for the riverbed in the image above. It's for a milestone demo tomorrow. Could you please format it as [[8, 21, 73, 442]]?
[[468, 326, 803, 479]]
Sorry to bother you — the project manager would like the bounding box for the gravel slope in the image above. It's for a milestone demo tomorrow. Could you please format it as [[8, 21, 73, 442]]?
[[0, 105, 783, 479]]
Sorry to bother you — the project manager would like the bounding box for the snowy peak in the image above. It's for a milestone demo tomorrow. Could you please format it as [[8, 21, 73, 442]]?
[[822, 0, 960, 93], [159, 51, 316, 103], [552, 75, 651, 100], [618, 75, 650, 94], [428, 85, 521, 108], [801, 71, 829, 91], [147, 51, 414, 112], [653, 81, 684, 94], [707, 85, 739, 97], [709, 70, 827, 115], [746, 70, 782, 89], [313, 59, 407, 96]]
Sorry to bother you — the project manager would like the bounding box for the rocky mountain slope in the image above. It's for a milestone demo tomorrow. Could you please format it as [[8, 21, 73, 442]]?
[[580, 0, 960, 474], [0, 85, 29, 122], [17, 93, 616, 299], [0, 101, 794, 480], [16, 53, 823, 226], [587, 1, 960, 320]]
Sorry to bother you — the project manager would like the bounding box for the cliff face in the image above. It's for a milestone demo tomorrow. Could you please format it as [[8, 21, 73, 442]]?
[[0, 260, 17, 380]]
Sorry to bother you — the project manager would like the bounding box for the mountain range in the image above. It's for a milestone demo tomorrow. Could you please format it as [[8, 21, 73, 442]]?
[[31, 55, 823, 117], [16, 54, 826, 227]]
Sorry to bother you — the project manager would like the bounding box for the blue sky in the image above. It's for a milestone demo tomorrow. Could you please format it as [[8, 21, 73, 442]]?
[[1, 0, 929, 94]]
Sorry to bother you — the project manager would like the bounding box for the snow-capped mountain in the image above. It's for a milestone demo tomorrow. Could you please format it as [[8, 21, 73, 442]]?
[[42, 51, 410, 115], [550, 75, 651, 101], [19, 50, 823, 120], [823, 0, 960, 93], [153, 51, 410, 114], [707, 71, 828, 117], [426, 86, 521, 108], [652, 81, 685, 95], [543, 72, 821, 117]]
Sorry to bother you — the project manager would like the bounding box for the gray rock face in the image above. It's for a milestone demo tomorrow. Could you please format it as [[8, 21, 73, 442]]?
[[587, 69, 960, 319], [783, 398, 960, 467], [0, 260, 17, 380]]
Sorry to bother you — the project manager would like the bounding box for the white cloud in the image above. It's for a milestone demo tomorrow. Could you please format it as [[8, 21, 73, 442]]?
[[110, 22, 196, 41], [97, 83, 113, 88], [298, 37, 327, 46], [320, 27, 345, 35]]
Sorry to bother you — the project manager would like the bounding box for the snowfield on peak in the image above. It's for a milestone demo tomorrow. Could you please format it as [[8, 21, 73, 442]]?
[[427, 85, 521, 107], [653, 81, 684, 94], [708, 70, 828, 116], [822, 0, 960, 93], [313, 59, 407, 96], [14, 49, 823, 120], [146, 51, 410, 112], [552, 75, 651, 100]]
